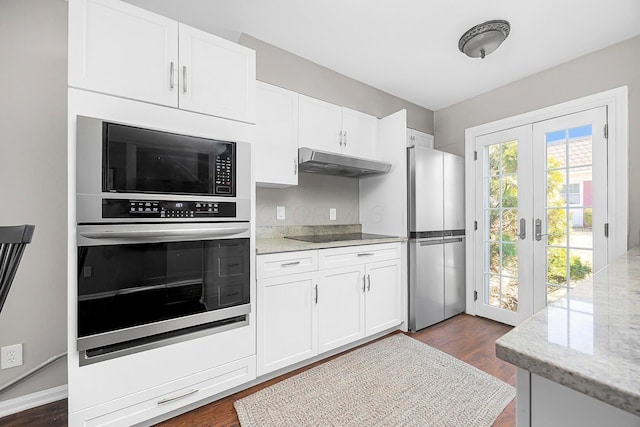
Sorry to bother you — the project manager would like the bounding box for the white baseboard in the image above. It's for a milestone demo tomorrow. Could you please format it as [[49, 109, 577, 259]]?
[[0, 384, 67, 418]]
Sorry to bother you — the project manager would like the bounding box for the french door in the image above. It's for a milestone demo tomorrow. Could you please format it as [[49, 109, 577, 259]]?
[[474, 107, 608, 325]]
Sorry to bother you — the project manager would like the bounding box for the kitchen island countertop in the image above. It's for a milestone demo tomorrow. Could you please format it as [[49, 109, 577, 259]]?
[[496, 247, 640, 417]]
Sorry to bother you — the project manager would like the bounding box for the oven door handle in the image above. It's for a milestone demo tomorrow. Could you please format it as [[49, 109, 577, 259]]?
[[79, 226, 249, 240]]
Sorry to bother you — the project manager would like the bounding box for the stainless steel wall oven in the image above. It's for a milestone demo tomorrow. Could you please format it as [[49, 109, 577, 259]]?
[[75, 116, 252, 365]]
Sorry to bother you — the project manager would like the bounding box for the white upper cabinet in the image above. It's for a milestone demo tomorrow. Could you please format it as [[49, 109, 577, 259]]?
[[69, 0, 179, 107], [299, 95, 377, 159], [407, 128, 434, 148], [178, 24, 255, 123], [341, 107, 378, 159], [255, 82, 299, 187], [298, 95, 343, 153], [69, 0, 256, 123]]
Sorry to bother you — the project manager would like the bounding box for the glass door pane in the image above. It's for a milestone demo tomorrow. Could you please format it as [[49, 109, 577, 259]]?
[[544, 125, 594, 303], [532, 106, 608, 312], [475, 125, 533, 326], [484, 140, 519, 311]]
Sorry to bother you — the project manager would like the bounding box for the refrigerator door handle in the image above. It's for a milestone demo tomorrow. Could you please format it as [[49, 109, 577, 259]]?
[[519, 218, 526, 240], [419, 239, 444, 246], [442, 238, 464, 244]]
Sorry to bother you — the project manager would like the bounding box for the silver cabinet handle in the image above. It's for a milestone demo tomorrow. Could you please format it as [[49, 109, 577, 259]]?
[[366, 274, 371, 291], [182, 65, 187, 93], [294, 157, 298, 175], [519, 218, 526, 240], [535, 218, 548, 241], [169, 62, 175, 89], [281, 261, 300, 267], [362, 275, 366, 293], [343, 131, 347, 146], [314, 284, 318, 304], [157, 388, 198, 405], [338, 130, 343, 146], [357, 253, 374, 257]]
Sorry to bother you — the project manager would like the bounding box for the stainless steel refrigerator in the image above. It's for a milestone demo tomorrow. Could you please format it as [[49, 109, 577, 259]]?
[[408, 146, 465, 332]]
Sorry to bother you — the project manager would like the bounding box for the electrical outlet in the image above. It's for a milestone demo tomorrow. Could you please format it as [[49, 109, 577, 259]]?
[[329, 208, 337, 221], [1, 344, 23, 369], [276, 206, 286, 220]]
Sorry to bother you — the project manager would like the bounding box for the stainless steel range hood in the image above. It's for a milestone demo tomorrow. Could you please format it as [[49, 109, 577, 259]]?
[[298, 147, 392, 177]]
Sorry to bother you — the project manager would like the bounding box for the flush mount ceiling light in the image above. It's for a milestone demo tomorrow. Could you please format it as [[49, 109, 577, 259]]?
[[458, 20, 510, 59]]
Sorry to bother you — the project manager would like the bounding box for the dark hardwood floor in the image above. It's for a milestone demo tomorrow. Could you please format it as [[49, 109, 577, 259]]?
[[0, 314, 515, 427]]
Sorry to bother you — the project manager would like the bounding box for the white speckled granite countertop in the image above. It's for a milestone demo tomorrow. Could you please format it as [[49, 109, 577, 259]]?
[[496, 247, 640, 416], [255, 224, 406, 254], [257, 235, 406, 255]]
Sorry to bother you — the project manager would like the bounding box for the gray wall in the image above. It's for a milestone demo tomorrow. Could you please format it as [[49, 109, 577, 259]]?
[[240, 34, 433, 227], [0, 0, 68, 402], [240, 34, 434, 134], [257, 174, 359, 226], [434, 35, 640, 248]]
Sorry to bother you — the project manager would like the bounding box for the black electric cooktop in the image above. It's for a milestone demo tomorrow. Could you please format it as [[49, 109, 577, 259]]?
[[285, 233, 396, 243]]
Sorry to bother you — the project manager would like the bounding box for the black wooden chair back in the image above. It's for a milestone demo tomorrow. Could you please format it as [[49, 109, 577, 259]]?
[[0, 225, 35, 314]]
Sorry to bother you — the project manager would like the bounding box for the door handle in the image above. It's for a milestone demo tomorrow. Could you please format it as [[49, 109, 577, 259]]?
[[535, 218, 548, 241], [182, 65, 187, 93], [281, 261, 300, 267], [169, 61, 175, 89], [519, 218, 526, 240], [366, 274, 371, 291], [315, 284, 318, 304], [157, 388, 198, 405], [362, 275, 366, 293]]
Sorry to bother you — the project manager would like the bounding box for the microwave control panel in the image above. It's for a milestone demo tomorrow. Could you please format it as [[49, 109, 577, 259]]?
[[214, 149, 234, 195], [102, 199, 236, 219]]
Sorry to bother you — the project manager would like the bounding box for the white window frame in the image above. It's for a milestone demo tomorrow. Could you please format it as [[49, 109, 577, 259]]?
[[464, 86, 628, 315]]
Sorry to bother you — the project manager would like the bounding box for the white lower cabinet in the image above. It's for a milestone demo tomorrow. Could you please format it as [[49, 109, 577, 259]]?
[[257, 272, 318, 376], [364, 259, 402, 336], [256, 243, 401, 376], [317, 265, 366, 353], [70, 356, 255, 427]]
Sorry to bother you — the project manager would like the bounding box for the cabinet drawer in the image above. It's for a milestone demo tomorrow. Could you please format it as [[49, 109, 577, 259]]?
[[257, 250, 318, 279], [319, 243, 400, 270], [70, 356, 255, 427]]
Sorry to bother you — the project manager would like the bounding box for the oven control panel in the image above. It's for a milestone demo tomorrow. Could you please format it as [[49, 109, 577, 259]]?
[[102, 199, 236, 219]]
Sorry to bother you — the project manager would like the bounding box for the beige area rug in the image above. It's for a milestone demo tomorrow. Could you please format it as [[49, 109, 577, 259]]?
[[234, 333, 515, 427]]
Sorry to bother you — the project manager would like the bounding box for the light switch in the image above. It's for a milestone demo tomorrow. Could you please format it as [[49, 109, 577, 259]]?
[[330, 208, 337, 221], [276, 206, 286, 220]]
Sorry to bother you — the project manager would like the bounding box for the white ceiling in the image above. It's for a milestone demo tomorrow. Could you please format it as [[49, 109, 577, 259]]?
[[124, 0, 640, 111]]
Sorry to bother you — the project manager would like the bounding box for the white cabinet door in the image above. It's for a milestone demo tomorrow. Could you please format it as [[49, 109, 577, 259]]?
[[317, 265, 366, 353], [178, 24, 256, 123], [69, 0, 179, 107], [298, 95, 343, 153], [257, 273, 318, 375], [342, 107, 377, 159], [255, 82, 299, 187], [364, 259, 402, 336], [407, 128, 434, 148]]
